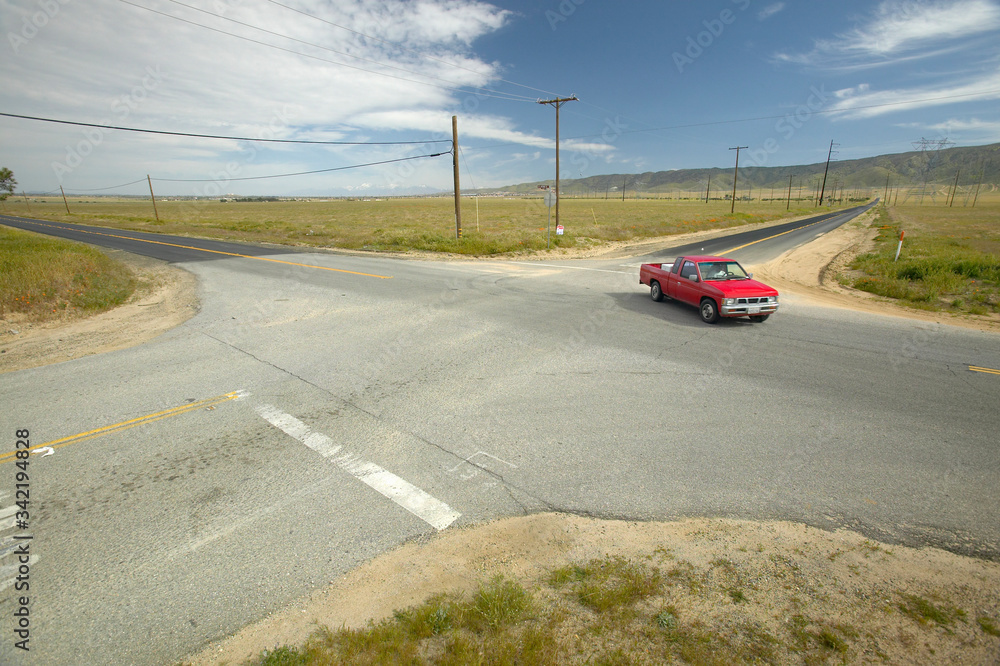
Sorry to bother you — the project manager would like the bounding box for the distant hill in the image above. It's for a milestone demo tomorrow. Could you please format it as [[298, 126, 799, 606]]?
[[480, 143, 1000, 198]]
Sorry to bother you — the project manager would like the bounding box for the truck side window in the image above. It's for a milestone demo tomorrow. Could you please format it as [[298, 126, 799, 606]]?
[[681, 261, 698, 280], [672, 258, 683, 274]]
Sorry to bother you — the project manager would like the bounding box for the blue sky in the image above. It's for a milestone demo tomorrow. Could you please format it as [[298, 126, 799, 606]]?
[[2, 0, 1000, 196]]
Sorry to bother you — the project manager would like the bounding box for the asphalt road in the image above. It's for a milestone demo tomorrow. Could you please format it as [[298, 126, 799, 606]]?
[[1, 205, 998, 665]]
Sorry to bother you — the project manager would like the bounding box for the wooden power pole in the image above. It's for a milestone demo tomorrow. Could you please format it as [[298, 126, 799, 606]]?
[[729, 146, 748, 213], [537, 96, 578, 231], [452, 115, 461, 238], [818, 140, 838, 206], [147, 174, 159, 223]]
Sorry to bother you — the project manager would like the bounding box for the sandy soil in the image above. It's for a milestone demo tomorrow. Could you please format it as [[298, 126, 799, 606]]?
[[6, 220, 999, 664]]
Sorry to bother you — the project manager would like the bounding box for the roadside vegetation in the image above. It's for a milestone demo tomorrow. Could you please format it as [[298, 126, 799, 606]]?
[[0, 225, 137, 322], [239, 544, 999, 666], [3, 196, 833, 256], [844, 198, 1000, 317]]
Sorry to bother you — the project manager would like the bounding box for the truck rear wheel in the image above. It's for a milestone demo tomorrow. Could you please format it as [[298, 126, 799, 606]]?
[[700, 298, 719, 324], [650, 281, 663, 302]]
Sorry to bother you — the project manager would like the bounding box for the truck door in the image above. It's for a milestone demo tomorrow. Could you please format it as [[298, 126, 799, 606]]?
[[674, 260, 701, 305]]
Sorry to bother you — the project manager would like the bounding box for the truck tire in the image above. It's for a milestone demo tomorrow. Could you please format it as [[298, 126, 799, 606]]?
[[749, 314, 770, 323], [700, 298, 720, 324], [650, 281, 663, 302]]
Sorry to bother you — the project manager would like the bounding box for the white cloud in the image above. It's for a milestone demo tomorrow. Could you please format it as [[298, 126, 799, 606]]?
[[758, 3, 786, 21], [775, 0, 1000, 67], [827, 68, 1000, 118]]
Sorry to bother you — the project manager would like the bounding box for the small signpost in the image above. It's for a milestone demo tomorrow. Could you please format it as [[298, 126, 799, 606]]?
[[544, 188, 556, 249]]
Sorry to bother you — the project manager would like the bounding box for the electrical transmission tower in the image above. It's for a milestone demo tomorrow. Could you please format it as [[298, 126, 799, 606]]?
[[911, 137, 955, 204]]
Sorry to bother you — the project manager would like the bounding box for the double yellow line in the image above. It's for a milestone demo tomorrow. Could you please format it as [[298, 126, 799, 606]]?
[[0, 390, 245, 464], [970, 365, 1000, 376]]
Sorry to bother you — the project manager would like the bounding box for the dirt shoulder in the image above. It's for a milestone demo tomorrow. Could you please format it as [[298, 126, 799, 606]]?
[[185, 513, 1000, 665], [0, 249, 199, 373]]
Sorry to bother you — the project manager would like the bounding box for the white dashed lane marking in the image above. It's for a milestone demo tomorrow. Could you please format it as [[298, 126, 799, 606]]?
[[255, 404, 461, 531]]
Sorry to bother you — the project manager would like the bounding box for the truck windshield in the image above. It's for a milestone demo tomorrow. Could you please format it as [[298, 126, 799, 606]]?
[[697, 261, 749, 281]]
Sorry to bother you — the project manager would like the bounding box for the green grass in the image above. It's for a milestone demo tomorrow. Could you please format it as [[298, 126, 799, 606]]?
[[847, 201, 1000, 316], [4, 195, 836, 257], [0, 225, 137, 321], [896, 593, 967, 631], [978, 616, 1000, 636]]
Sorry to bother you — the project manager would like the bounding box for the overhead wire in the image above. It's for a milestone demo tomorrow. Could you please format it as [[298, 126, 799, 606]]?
[[150, 151, 450, 182], [462, 88, 1000, 152], [0, 112, 451, 145], [116, 0, 537, 103], [63, 178, 149, 192]]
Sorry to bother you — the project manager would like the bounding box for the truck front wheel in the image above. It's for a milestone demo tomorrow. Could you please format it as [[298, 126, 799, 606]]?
[[700, 298, 720, 324], [650, 281, 663, 302]]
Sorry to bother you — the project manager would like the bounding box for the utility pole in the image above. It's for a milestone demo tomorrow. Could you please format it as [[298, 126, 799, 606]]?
[[705, 174, 711, 204], [884, 171, 890, 205], [147, 174, 159, 223], [972, 160, 987, 208], [622, 175, 628, 202], [60, 185, 71, 214], [452, 115, 461, 238], [818, 140, 838, 206], [537, 96, 578, 231], [729, 146, 748, 213], [786, 174, 793, 210], [948, 169, 960, 208]]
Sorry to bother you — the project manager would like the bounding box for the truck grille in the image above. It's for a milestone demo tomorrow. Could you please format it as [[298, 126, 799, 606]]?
[[736, 297, 768, 304]]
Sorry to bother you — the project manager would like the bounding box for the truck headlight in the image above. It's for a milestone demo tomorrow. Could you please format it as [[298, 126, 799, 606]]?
[[722, 298, 736, 306], [768, 296, 778, 303]]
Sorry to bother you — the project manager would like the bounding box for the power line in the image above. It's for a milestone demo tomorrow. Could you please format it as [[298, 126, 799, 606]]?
[[117, 0, 536, 103], [64, 178, 149, 192], [0, 112, 451, 145], [463, 88, 1000, 152], [150, 151, 450, 182]]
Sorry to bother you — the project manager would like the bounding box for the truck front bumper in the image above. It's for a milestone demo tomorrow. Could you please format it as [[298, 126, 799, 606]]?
[[720, 303, 779, 317]]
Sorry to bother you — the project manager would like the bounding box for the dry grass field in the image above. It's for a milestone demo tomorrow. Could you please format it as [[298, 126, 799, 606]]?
[[844, 195, 1000, 316], [3, 195, 831, 255]]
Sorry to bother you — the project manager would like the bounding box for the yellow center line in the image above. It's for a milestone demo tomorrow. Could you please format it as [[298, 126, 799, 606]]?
[[0, 390, 245, 464], [8, 219, 393, 279], [722, 214, 841, 254], [969, 366, 1000, 376]]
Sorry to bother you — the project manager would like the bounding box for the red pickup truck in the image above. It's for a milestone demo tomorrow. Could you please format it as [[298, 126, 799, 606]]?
[[639, 255, 779, 323]]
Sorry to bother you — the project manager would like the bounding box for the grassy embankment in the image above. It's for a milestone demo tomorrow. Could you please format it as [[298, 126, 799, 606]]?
[[239, 548, 999, 666], [0, 225, 137, 322], [845, 197, 1000, 316], [3, 196, 834, 255]]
